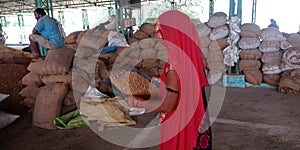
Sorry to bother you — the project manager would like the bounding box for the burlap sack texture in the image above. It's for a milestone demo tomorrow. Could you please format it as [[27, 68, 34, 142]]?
[[281, 47, 300, 71], [195, 13, 228, 84], [0, 45, 34, 66], [278, 69, 300, 93], [240, 23, 261, 38], [33, 83, 68, 130], [239, 49, 262, 60]]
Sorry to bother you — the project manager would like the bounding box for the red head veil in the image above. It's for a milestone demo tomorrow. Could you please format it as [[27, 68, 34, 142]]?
[[157, 10, 208, 149]]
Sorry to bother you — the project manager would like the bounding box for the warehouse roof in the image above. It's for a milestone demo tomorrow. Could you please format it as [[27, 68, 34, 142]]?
[[0, 0, 148, 15]]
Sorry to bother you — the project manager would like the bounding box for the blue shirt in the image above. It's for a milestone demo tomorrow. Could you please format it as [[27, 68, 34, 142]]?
[[34, 15, 64, 47]]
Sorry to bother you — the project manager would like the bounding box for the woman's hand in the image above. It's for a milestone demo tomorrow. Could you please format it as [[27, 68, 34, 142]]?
[[126, 96, 143, 108]]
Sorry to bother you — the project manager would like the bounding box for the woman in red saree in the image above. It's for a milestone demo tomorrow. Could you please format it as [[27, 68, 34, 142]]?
[[127, 10, 212, 150]]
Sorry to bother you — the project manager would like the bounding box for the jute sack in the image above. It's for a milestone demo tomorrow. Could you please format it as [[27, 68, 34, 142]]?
[[70, 75, 90, 94], [244, 70, 263, 85], [99, 52, 119, 64], [63, 90, 76, 106], [201, 47, 209, 59], [238, 37, 261, 50], [72, 68, 94, 86], [263, 74, 281, 86], [65, 44, 78, 51], [239, 59, 261, 71], [207, 71, 224, 85], [207, 12, 228, 28], [128, 37, 139, 45], [209, 24, 229, 40], [75, 46, 97, 59], [19, 86, 41, 99], [196, 23, 212, 37], [76, 30, 87, 45], [216, 38, 229, 50], [114, 38, 167, 70], [21, 72, 43, 87], [65, 31, 81, 44], [142, 58, 160, 68], [200, 36, 211, 48], [240, 23, 261, 38], [42, 47, 75, 75], [239, 49, 262, 60], [95, 59, 109, 80], [207, 61, 227, 72], [286, 33, 300, 48], [278, 70, 300, 93], [209, 40, 223, 52], [281, 47, 300, 71], [262, 63, 282, 74], [41, 73, 72, 86], [259, 41, 280, 53], [260, 27, 285, 41], [79, 29, 109, 50], [21, 98, 35, 108], [261, 51, 282, 63], [33, 83, 68, 129], [27, 59, 45, 75], [207, 51, 224, 62]]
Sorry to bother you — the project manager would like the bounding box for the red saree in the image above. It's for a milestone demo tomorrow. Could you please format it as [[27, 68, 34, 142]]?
[[157, 10, 211, 150]]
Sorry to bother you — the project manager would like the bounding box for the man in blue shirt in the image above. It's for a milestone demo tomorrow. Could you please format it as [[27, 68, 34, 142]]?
[[29, 8, 65, 58]]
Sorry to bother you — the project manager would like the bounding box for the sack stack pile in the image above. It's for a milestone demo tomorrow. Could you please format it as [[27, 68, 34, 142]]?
[[20, 47, 76, 129], [200, 12, 228, 84], [259, 27, 286, 86], [238, 23, 263, 85], [0, 45, 35, 114], [278, 33, 300, 93], [72, 29, 111, 96]]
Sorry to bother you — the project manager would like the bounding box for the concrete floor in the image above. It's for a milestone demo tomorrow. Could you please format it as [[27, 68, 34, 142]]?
[[0, 86, 299, 150]]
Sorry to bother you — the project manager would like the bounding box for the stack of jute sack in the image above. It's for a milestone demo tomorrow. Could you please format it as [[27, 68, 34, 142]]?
[[197, 12, 228, 84], [238, 23, 263, 85], [278, 33, 300, 93], [20, 27, 167, 129], [259, 27, 287, 86], [127, 23, 155, 44], [20, 46, 76, 129], [0, 45, 35, 114]]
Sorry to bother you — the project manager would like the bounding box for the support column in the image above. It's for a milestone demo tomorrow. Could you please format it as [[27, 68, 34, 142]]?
[[58, 11, 65, 25], [209, 0, 214, 17], [17, 14, 26, 44], [82, 9, 89, 30], [171, 0, 175, 10], [114, 0, 120, 32], [34, 0, 53, 18], [108, 6, 114, 16], [0, 16, 6, 27], [252, 0, 257, 23]]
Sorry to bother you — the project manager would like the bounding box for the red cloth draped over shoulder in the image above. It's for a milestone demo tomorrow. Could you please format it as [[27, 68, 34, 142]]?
[[157, 10, 208, 150]]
